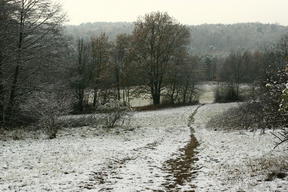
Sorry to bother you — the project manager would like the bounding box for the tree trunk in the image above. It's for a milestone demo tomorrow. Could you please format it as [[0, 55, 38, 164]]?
[[170, 95, 174, 104], [152, 94, 160, 105], [127, 88, 130, 104], [182, 80, 189, 104], [93, 88, 98, 107], [116, 67, 121, 101], [7, 65, 20, 119], [117, 85, 120, 101], [152, 89, 161, 105], [0, 53, 4, 124], [170, 81, 176, 104], [122, 87, 126, 104], [78, 88, 84, 112]]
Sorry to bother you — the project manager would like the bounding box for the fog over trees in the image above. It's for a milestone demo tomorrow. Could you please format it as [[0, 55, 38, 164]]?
[[65, 22, 288, 56]]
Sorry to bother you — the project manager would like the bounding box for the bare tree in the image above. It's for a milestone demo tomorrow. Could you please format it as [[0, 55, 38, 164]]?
[[131, 12, 190, 105], [112, 33, 132, 102], [0, 0, 67, 125], [0, 0, 19, 124], [90, 33, 111, 106], [70, 39, 91, 112], [204, 56, 216, 81], [166, 54, 199, 104]]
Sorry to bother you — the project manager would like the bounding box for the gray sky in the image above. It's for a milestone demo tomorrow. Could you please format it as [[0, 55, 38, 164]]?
[[56, 0, 288, 26]]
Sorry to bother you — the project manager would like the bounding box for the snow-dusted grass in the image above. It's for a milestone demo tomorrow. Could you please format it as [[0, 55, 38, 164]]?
[[0, 106, 195, 192], [1, 103, 288, 191], [192, 103, 288, 192]]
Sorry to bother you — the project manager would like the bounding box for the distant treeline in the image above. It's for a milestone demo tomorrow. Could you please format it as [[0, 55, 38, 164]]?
[[65, 22, 288, 56]]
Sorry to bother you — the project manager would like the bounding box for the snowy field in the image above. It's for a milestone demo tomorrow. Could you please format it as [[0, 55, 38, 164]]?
[[0, 106, 195, 192], [192, 103, 288, 192], [1, 103, 288, 191]]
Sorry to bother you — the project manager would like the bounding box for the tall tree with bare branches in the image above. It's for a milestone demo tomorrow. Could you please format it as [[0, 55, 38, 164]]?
[[90, 33, 111, 106], [131, 12, 190, 105]]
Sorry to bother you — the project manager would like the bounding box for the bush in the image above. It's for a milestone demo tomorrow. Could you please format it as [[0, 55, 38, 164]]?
[[271, 86, 288, 147], [207, 101, 264, 131], [58, 115, 100, 128], [56, 101, 132, 133], [98, 101, 132, 129], [20, 91, 72, 139]]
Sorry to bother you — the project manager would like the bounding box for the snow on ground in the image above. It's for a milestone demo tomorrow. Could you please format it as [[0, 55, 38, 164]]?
[[0, 106, 196, 192], [191, 103, 288, 192], [1, 102, 288, 191]]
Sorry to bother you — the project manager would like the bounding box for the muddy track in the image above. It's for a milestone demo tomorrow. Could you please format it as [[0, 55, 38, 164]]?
[[157, 105, 204, 192], [79, 105, 204, 191]]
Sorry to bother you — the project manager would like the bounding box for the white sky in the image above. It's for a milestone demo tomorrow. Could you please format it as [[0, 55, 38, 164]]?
[[55, 0, 288, 26]]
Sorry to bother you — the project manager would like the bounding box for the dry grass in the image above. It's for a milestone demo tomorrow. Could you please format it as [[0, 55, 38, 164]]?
[[207, 102, 263, 131], [247, 155, 288, 181]]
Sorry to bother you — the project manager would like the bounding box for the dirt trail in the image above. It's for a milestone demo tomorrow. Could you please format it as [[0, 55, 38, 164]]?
[[76, 106, 197, 191], [159, 134, 199, 192], [83, 106, 204, 192], [157, 105, 204, 192]]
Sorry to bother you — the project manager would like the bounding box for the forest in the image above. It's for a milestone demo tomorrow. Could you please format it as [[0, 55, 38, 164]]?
[[1, 0, 288, 191]]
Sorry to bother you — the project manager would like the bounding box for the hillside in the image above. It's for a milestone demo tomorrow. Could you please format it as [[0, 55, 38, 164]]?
[[189, 23, 288, 55], [65, 22, 288, 56]]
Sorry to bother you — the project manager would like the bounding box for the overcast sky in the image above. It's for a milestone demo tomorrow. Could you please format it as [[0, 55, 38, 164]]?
[[56, 0, 288, 26]]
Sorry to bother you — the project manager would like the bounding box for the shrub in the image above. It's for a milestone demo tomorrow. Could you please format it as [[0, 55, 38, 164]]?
[[272, 86, 288, 147], [56, 101, 132, 132], [58, 115, 100, 128], [207, 101, 264, 131], [98, 101, 132, 129], [20, 91, 72, 139]]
